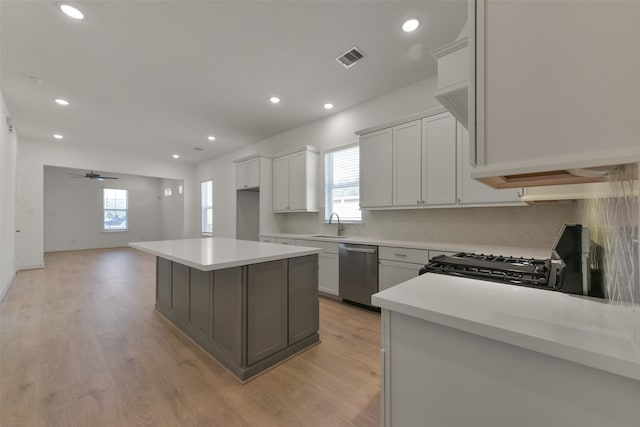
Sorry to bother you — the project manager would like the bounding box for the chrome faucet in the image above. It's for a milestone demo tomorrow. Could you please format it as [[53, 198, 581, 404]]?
[[328, 212, 344, 236]]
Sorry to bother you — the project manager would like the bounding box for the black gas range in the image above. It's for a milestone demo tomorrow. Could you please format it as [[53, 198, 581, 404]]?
[[421, 224, 604, 298]]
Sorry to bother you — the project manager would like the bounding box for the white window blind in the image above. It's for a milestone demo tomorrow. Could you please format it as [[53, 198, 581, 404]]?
[[201, 180, 213, 234], [324, 145, 361, 222]]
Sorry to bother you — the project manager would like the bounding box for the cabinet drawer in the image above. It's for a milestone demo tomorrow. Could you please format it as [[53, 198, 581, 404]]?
[[428, 250, 457, 260], [276, 237, 296, 245], [295, 239, 339, 254], [259, 236, 275, 243], [379, 246, 430, 265]]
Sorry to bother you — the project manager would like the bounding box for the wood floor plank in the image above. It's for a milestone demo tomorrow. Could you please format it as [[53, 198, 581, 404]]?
[[1, 248, 381, 426]]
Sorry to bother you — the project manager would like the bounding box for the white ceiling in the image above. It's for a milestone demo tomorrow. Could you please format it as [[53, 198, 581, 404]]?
[[1, 1, 467, 164]]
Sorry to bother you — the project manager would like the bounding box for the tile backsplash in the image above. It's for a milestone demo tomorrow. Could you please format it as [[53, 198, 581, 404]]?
[[576, 164, 639, 348], [283, 203, 577, 248]]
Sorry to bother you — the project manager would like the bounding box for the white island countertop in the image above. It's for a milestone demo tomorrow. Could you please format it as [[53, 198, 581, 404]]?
[[373, 273, 640, 381], [130, 237, 320, 271]]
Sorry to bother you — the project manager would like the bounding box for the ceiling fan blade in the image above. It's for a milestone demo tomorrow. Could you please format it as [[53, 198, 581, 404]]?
[[100, 176, 119, 180], [66, 173, 86, 177], [96, 177, 104, 181]]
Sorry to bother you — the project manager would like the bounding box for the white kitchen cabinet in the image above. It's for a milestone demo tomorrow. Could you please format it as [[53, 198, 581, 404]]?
[[471, 0, 640, 187], [236, 158, 259, 190], [259, 236, 275, 243], [379, 260, 423, 292], [296, 239, 339, 296], [234, 155, 262, 190], [392, 120, 422, 206], [360, 128, 393, 208], [318, 253, 339, 296], [456, 123, 523, 205], [378, 246, 430, 291], [272, 146, 319, 212], [422, 113, 457, 205]]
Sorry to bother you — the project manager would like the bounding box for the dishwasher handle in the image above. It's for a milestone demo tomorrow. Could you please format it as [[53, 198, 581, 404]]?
[[344, 246, 377, 254]]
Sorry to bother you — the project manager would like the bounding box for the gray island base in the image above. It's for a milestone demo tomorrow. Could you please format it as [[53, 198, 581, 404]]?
[[130, 238, 320, 382]]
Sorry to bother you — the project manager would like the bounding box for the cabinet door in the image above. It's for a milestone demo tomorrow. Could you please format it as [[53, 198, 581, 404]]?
[[379, 260, 422, 291], [156, 257, 172, 309], [287, 152, 306, 210], [189, 268, 211, 336], [288, 255, 319, 345], [247, 260, 287, 365], [393, 120, 423, 206], [236, 161, 247, 190], [423, 113, 457, 205], [246, 157, 260, 188], [171, 262, 190, 322], [272, 156, 289, 211], [212, 267, 244, 366], [360, 128, 393, 208], [318, 252, 339, 296], [457, 123, 522, 204]]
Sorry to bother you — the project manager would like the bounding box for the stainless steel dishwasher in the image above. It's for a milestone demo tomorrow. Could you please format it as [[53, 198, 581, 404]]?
[[339, 243, 378, 307]]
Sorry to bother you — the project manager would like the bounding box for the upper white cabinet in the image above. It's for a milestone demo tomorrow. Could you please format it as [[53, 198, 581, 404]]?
[[422, 113, 457, 206], [272, 146, 319, 212], [235, 156, 261, 190], [360, 128, 393, 208], [358, 108, 527, 210], [472, 0, 640, 188], [432, 36, 469, 128], [456, 123, 522, 205], [392, 120, 422, 206]]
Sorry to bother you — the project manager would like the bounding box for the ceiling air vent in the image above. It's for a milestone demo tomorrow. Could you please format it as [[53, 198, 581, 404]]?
[[335, 47, 365, 68]]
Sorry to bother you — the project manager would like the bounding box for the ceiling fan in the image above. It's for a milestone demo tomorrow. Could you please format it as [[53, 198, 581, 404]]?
[[66, 171, 119, 181]]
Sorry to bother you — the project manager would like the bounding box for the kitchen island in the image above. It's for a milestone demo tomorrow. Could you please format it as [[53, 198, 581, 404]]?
[[130, 237, 321, 381], [373, 274, 640, 427]]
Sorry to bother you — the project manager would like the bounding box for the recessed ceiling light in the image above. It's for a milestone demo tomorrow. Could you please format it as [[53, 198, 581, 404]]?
[[323, 103, 334, 110], [60, 4, 84, 20], [207, 135, 216, 141], [53, 134, 64, 140], [402, 18, 420, 33], [54, 98, 70, 106], [269, 96, 280, 104], [172, 154, 180, 159]]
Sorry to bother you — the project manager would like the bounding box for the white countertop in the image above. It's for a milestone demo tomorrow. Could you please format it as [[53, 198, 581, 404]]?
[[372, 273, 640, 381], [260, 232, 550, 259], [130, 237, 320, 271]]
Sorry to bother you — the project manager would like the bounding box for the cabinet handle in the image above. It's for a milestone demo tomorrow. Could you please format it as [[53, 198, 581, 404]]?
[[517, 190, 523, 198], [244, 184, 248, 188], [417, 200, 420, 204], [394, 253, 408, 257]]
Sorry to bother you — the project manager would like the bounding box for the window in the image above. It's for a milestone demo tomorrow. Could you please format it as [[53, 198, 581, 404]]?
[[164, 187, 172, 197], [201, 180, 213, 234], [324, 144, 361, 222], [103, 188, 128, 231], [178, 184, 183, 194]]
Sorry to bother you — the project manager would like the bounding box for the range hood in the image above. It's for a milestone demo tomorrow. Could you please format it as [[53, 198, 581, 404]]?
[[473, 160, 638, 190], [432, 36, 469, 129]]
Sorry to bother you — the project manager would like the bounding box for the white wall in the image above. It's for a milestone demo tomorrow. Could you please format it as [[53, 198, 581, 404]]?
[[160, 178, 184, 240], [197, 76, 441, 238], [43, 167, 170, 251], [17, 140, 198, 269], [0, 92, 18, 299]]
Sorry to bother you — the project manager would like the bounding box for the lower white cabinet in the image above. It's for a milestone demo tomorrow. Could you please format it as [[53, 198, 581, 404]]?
[[318, 253, 339, 296], [378, 246, 430, 291], [296, 239, 339, 296], [379, 260, 423, 291]]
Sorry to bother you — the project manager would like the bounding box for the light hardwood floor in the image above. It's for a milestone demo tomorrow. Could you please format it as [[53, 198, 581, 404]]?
[[0, 248, 381, 427]]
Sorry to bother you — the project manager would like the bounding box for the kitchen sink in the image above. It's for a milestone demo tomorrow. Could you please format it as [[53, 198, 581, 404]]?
[[310, 234, 345, 239]]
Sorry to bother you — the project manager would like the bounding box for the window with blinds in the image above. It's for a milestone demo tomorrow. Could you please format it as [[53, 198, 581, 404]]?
[[324, 144, 361, 222]]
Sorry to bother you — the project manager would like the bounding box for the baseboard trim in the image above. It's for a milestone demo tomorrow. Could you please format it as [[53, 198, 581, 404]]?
[[17, 264, 45, 270]]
